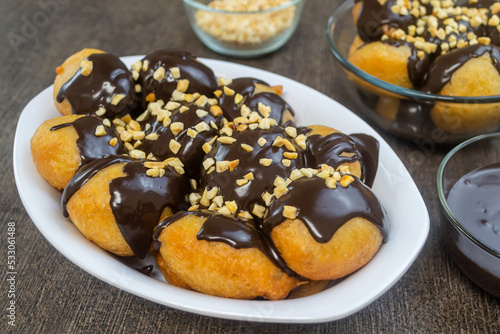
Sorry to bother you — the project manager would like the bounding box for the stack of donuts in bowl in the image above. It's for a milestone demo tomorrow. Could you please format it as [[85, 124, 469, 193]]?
[[328, 0, 500, 142], [30, 48, 387, 300]]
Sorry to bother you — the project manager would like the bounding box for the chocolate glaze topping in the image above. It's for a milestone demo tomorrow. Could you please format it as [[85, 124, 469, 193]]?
[[264, 176, 387, 244], [218, 77, 268, 120], [447, 162, 500, 251], [56, 53, 136, 117], [137, 265, 154, 276], [356, 0, 500, 89], [62, 155, 132, 217], [421, 44, 500, 93], [200, 127, 306, 214], [136, 50, 218, 102], [350, 133, 380, 188], [305, 132, 360, 169], [109, 161, 190, 258], [153, 210, 298, 277], [62, 155, 191, 258], [137, 102, 223, 178], [50, 116, 125, 167], [356, 0, 417, 41], [245, 92, 295, 126]]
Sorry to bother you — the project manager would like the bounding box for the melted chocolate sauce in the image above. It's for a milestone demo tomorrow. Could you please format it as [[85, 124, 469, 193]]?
[[137, 102, 223, 178], [447, 162, 500, 251], [356, 1, 500, 90], [306, 132, 360, 169], [421, 44, 500, 93], [246, 92, 295, 126], [62, 156, 133, 217], [200, 127, 307, 214], [62, 155, 191, 259], [350, 133, 380, 188], [218, 77, 268, 120], [137, 50, 218, 102], [356, 0, 417, 41], [50, 116, 125, 166], [264, 176, 387, 244], [56, 53, 136, 117], [137, 265, 154, 276]]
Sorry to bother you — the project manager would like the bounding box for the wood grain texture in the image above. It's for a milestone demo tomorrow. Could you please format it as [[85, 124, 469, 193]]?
[[1, 0, 499, 333]]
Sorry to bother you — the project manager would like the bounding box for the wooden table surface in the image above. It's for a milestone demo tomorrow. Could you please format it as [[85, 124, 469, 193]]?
[[1, 0, 499, 332]]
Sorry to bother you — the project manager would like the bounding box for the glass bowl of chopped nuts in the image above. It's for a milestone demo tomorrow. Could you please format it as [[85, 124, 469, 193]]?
[[183, 0, 305, 57], [326, 0, 500, 144]]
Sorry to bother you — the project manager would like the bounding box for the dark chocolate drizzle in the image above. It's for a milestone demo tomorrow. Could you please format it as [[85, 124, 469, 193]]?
[[50, 116, 125, 167], [200, 126, 307, 215], [218, 77, 268, 120], [56, 53, 136, 117], [137, 265, 154, 276], [246, 92, 295, 126], [447, 162, 500, 251], [421, 44, 500, 93], [62, 155, 191, 259], [350, 133, 380, 188], [356, 0, 417, 41], [136, 50, 218, 102], [153, 210, 298, 278], [137, 102, 223, 178], [305, 132, 360, 169], [356, 0, 500, 90], [62, 155, 133, 217], [264, 176, 387, 244]]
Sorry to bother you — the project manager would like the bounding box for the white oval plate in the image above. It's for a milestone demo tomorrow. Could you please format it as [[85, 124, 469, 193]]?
[[13, 56, 429, 323]]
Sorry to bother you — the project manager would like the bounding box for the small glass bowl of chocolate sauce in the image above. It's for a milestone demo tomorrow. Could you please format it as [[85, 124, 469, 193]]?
[[437, 132, 500, 298], [183, 0, 305, 58], [326, 0, 500, 144]]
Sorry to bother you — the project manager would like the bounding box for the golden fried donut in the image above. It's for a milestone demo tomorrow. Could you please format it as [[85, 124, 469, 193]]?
[[154, 212, 300, 300], [351, 0, 500, 135], [428, 49, 500, 133], [54, 49, 136, 117], [30, 114, 124, 189], [264, 175, 385, 281], [348, 39, 414, 89], [66, 161, 133, 256], [63, 156, 191, 258]]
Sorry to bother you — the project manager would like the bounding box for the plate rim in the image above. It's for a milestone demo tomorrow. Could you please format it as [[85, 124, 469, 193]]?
[[13, 55, 430, 323]]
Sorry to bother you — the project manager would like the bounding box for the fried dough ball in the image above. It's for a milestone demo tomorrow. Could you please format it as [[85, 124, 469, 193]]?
[[54, 49, 136, 117], [64, 157, 191, 258], [430, 52, 500, 133], [30, 114, 124, 189], [348, 39, 414, 89], [53, 48, 105, 115], [306, 125, 362, 179], [155, 213, 300, 300], [66, 162, 134, 256], [264, 176, 385, 281], [270, 217, 383, 281]]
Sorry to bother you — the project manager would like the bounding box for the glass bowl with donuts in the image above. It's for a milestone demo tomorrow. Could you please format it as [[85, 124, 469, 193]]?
[[326, 0, 500, 144]]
